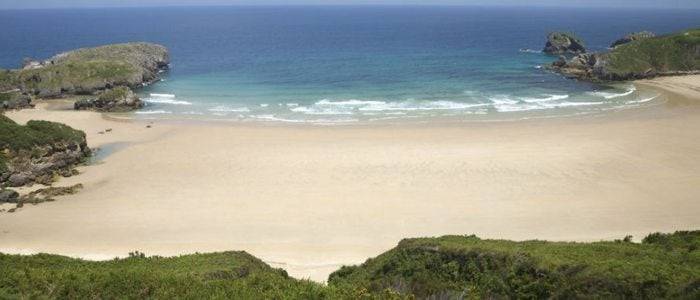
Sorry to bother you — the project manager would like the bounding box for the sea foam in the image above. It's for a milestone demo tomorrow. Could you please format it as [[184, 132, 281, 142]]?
[[145, 93, 193, 105], [588, 86, 636, 99]]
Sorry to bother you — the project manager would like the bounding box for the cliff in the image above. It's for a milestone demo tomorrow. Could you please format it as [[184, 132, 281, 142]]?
[[549, 29, 700, 81]]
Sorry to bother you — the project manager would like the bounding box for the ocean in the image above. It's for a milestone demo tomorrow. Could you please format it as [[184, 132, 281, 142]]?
[[1, 6, 699, 123]]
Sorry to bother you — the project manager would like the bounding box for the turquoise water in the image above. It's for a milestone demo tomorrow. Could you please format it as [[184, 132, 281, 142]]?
[[1, 6, 698, 123]]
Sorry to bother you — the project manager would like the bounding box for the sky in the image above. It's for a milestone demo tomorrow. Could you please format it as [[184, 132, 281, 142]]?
[[0, 0, 698, 9]]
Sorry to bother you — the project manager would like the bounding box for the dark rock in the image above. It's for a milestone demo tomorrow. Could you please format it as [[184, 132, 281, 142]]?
[[0, 189, 19, 203], [543, 32, 586, 55], [1, 140, 90, 188], [8, 173, 30, 187], [611, 31, 655, 48], [74, 87, 144, 112], [1, 93, 34, 110]]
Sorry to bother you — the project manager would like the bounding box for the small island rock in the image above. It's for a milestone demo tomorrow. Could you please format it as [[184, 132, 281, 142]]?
[[543, 32, 586, 55]]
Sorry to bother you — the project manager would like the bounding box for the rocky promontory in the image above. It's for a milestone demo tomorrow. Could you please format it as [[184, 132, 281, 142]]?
[[548, 29, 700, 81], [0, 115, 90, 188], [543, 32, 586, 55], [0, 42, 169, 109]]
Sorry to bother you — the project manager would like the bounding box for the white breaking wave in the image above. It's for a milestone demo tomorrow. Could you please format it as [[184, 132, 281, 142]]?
[[519, 48, 542, 54], [588, 86, 636, 99], [150, 93, 176, 98], [520, 94, 570, 103], [290, 99, 490, 115], [625, 95, 658, 105], [145, 98, 193, 105], [135, 110, 172, 115], [541, 101, 604, 108], [145, 93, 192, 105], [489, 94, 602, 112], [208, 105, 251, 113]]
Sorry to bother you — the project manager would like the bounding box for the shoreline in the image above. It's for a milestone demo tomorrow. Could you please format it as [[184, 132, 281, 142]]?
[[1, 75, 699, 282]]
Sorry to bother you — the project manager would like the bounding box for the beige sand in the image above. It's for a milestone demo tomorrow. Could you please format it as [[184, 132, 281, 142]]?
[[1, 76, 700, 282]]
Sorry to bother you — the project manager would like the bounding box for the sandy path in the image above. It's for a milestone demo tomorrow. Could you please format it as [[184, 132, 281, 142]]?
[[1, 77, 700, 281]]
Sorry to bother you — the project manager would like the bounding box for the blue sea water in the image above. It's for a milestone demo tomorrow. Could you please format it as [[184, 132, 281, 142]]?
[[1, 6, 699, 123]]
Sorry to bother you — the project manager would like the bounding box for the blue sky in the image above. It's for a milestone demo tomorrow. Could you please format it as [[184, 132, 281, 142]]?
[[1, 0, 699, 9]]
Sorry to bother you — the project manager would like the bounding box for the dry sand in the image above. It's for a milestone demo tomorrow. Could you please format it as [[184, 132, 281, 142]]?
[[1, 76, 700, 281]]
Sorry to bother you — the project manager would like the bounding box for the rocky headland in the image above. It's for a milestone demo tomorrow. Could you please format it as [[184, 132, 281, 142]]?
[[0, 42, 169, 112], [548, 29, 700, 81]]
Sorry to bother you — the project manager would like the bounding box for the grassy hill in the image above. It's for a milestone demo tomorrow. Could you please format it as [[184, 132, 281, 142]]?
[[329, 231, 699, 299], [1, 231, 697, 299], [603, 28, 700, 79], [0, 43, 168, 98]]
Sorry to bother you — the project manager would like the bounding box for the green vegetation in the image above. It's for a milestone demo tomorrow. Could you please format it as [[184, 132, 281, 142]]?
[[1, 43, 168, 98], [98, 86, 131, 102], [0, 69, 17, 91], [329, 231, 700, 299], [0, 115, 86, 152], [0, 231, 697, 299], [605, 28, 700, 77], [0, 114, 86, 172], [0, 251, 330, 299], [14, 60, 137, 97]]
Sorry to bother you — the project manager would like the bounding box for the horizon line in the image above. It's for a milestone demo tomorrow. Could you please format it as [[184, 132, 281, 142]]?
[[1, 4, 699, 11]]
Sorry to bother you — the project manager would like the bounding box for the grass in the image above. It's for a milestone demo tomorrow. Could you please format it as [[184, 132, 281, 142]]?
[[98, 86, 131, 102], [14, 60, 137, 96], [0, 251, 332, 299], [0, 231, 697, 299], [2, 43, 167, 97], [0, 115, 86, 151], [0, 114, 86, 173], [605, 28, 700, 77], [0, 115, 84, 173], [328, 231, 700, 299]]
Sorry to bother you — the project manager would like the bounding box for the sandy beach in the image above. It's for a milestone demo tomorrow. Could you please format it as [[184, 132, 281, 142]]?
[[1, 76, 700, 281]]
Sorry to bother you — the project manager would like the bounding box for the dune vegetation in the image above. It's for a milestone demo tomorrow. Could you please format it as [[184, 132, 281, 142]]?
[[1, 231, 697, 299]]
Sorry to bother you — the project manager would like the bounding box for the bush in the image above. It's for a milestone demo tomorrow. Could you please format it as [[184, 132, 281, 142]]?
[[0, 115, 86, 151], [329, 231, 700, 299]]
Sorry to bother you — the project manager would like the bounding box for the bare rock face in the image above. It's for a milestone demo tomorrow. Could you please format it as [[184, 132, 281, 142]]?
[[611, 31, 656, 48], [1, 137, 90, 188], [74, 86, 144, 112], [543, 32, 587, 55]]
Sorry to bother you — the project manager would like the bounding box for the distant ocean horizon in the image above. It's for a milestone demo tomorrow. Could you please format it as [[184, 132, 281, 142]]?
[[1, 6, 699, 123]]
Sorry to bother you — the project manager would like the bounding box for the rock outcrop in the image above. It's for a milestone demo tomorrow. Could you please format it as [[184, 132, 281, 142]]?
[[0, 188, 19, 203], [543, 32, 586, 55], [6, 43, 169, 98], [549, 29, 700, 81], [74, 86, 144, 112], [0, 115, 90, 188], [1, 91, 33, 110], [610, 31, 656, 48], [1, 139, 89, 187]]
